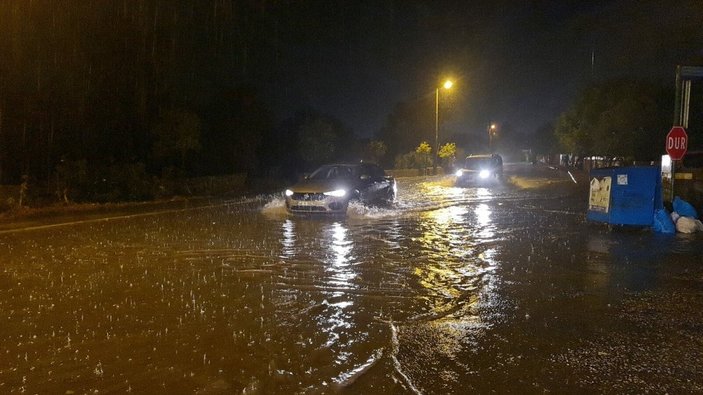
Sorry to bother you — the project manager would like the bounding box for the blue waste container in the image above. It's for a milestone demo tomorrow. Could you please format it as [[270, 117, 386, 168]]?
[[587, 166, 662, 226]]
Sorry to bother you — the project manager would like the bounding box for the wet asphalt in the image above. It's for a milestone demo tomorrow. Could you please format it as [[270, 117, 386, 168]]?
[[0, 163, 701, 394]]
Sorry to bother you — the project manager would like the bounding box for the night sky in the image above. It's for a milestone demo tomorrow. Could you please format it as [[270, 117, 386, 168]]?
[[1, 0, 702, 185], [260, 0, 703, 138]]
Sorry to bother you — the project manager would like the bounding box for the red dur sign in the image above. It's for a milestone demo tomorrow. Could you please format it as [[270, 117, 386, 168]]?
[[665, 126, 688, 160]]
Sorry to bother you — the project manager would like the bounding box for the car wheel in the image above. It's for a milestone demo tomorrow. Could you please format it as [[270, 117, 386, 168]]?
[[382, 186, 394, 203], [352, 189, 361, 201], [329, 199, 350, 213]]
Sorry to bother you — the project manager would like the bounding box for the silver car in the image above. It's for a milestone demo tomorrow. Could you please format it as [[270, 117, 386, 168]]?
[[284, 163, 396, 215]]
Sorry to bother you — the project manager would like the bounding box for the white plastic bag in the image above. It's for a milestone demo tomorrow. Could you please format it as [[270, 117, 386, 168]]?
[[675, 216, 703, 234]]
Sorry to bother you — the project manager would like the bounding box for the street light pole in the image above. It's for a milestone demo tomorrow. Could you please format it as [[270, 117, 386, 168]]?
[[434, 87, 439, 174], [488, 123, 496, 151], [433, 80, 453, 175]]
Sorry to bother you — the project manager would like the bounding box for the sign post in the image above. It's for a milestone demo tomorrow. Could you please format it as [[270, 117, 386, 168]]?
[[664, 126, 689, 203], [666, 126, 688, 160]]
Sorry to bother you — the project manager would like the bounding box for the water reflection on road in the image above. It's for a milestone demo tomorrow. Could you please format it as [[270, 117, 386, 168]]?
[[264, 176, 520, 393], [2, 168, 703, 394]]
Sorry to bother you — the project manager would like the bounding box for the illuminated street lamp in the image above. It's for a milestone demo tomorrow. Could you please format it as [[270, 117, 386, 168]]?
[[434, 79, 453, 174], [488, 122, 497, 151]]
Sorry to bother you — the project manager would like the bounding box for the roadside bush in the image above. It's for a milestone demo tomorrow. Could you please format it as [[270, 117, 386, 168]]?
[[394, 151, 430, 171], [394, 152, 418, 169], [57, 160, 155, 202], [111, 162, 155, 201], [154, 167, 178, 198], [55, 159, 89, 202], [0, 196, 17, 212]]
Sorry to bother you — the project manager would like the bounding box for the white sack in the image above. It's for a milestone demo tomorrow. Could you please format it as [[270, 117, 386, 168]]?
[[675, 216, 703, 234]]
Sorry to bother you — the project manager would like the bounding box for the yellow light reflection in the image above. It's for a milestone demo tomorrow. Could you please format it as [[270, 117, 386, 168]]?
[[409, 188, 504, 358], [476, 187, 491, 198], [325, 222, 356, 285], [432, 205, 468, 225], [475, 203, 491, 227], [415, 205, 470, 296], [319, 222, 356, 359], [418, 205, 468, 254], [331, 222, 351, 266], [281, 219, 295, 258]]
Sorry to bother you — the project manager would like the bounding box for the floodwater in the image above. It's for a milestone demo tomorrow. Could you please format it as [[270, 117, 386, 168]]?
[[1, 164, 702, 394]]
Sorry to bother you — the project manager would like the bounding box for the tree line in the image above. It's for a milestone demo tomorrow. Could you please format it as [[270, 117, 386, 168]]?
[[0, 1, 486, 204], [551, 80, 678, 163], [0, 1, 687, 206], [0, 1, 372, 203]]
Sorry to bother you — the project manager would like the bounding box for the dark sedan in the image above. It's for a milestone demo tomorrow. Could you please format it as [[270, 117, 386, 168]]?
[[284, 163, 396, 215]]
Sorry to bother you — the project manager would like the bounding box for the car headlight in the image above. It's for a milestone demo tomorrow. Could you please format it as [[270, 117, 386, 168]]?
[[455, 170, 463, 177], [323, 189, 347, 197], [479, 170, 491, 179], [285, 189, 294, 197]]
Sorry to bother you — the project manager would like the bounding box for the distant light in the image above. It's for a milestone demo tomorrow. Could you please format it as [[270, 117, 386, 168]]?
[[443, 80, 453, 89], [490, 123, 497, 130]]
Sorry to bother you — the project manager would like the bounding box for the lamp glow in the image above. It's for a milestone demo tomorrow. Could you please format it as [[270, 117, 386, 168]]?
[[324, 189, 347, 197]]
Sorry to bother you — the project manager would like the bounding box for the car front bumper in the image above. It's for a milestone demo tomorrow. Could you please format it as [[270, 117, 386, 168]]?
[[456, 173, 498, 185], [285, 193, 349, 214]]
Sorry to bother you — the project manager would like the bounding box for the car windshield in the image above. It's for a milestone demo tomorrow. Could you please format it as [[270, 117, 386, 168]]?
[[464, 157, 493, 170], [308, 165, 357, 180]]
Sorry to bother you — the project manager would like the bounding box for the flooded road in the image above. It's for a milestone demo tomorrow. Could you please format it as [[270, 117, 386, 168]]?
[[1, 163, 702, 394]]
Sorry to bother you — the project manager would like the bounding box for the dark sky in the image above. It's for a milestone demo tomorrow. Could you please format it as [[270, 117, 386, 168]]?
[[259, 0, 703, 138]]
